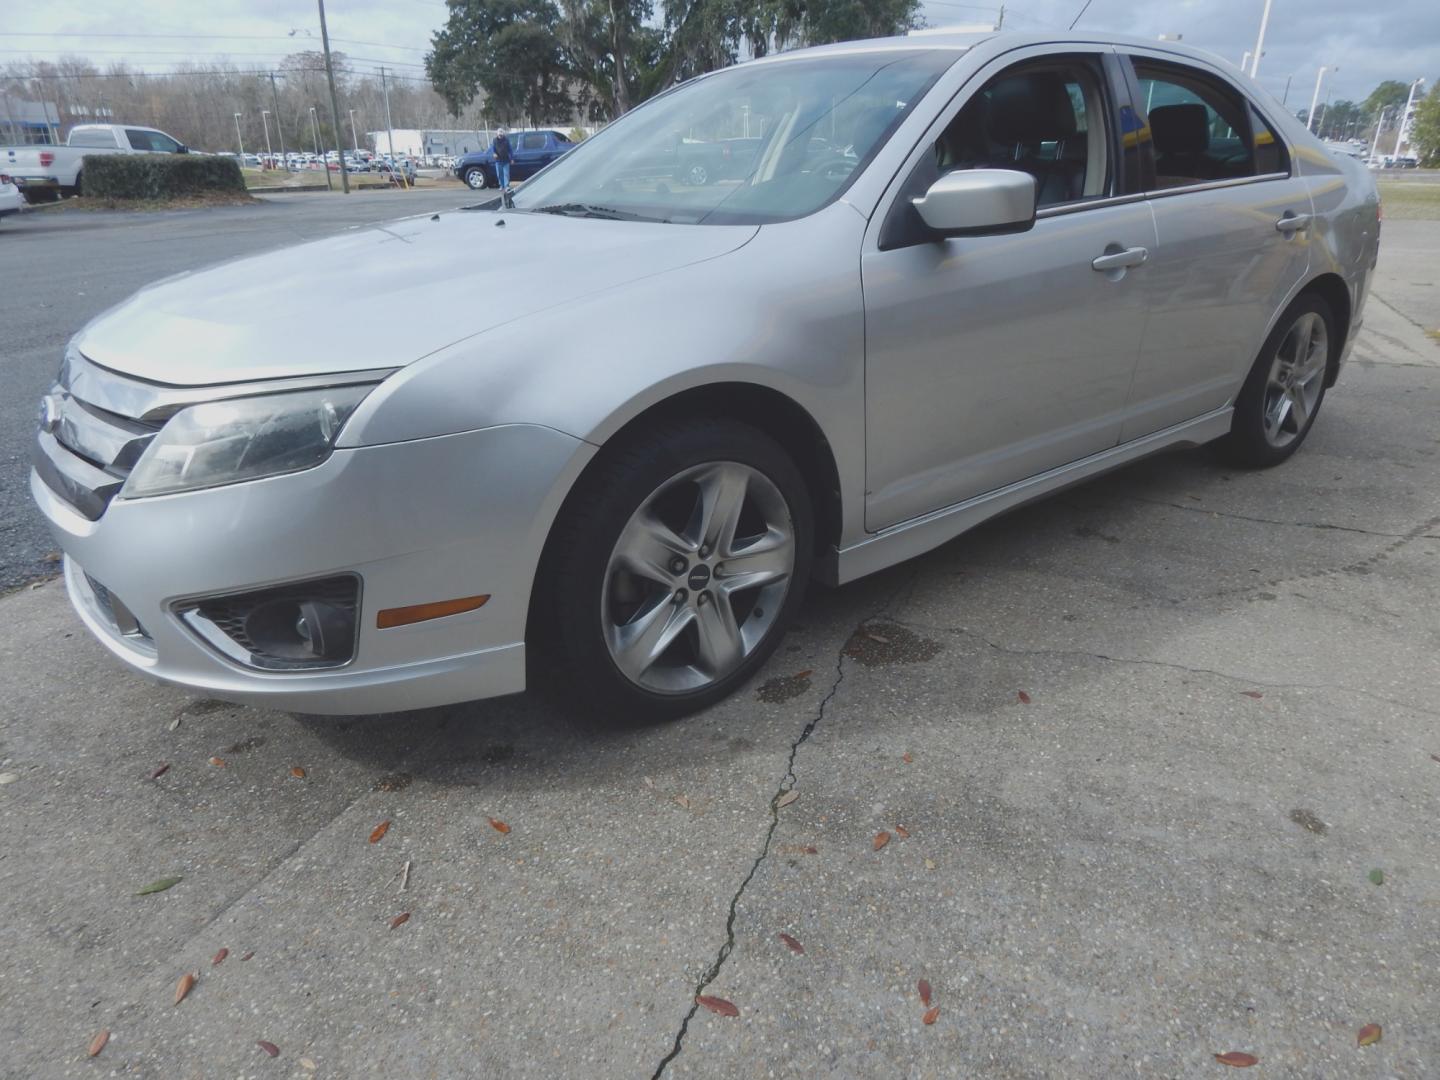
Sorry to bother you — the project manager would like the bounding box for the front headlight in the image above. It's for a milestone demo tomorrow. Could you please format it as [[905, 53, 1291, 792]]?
[[121, 383, 376, 499]]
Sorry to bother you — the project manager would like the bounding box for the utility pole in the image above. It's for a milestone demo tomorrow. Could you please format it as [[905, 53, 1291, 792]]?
[[310, 105, 333, 190], [380, 66, 398, 166], [316, 0, 349, 193], [261, 109, 273, 165], [348, 108, 359, 153], [234, 112, 244, 157], [269, 72, 288, 169], [1249, 0, 1272, 77]]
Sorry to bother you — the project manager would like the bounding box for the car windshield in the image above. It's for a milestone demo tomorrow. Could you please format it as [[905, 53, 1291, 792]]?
[[511, 50, 954, 225]]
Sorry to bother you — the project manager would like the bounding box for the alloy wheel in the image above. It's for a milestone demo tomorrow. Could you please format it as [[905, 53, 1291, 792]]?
[[465, 168, 488, 190], [1261, 311, 1327, 448], [601, 462, 795, 694]]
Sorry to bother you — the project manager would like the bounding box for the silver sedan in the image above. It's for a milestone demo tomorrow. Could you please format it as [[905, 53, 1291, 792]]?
[[32, 30, 1379, 720]]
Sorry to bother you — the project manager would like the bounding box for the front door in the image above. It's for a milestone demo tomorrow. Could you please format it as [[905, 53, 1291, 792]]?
[[1118, 53, 1313, 440], [863, 51, 1155, 531]]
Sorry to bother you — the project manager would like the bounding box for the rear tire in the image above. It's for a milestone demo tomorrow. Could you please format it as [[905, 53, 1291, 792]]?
[[535, 419, 813, 723], [463, 167, 489, 190], [1214, 293, 1335, 468]]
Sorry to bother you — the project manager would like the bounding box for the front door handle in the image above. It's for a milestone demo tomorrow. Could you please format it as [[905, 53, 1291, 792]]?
[[1091, 246, 1149, 272], [1275, 213, 1312, 234]]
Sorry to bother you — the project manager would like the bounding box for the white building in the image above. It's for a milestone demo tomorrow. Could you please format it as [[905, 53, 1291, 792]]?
[[368, 125, 600, 161]]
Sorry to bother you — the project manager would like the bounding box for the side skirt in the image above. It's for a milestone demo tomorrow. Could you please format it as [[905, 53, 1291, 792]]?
[[826, 406, 1234, 586]]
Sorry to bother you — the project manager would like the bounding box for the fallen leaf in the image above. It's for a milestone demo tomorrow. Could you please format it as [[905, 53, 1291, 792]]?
[[924, 858, 936, 870], [643, 775, 657, 789], [240, 951, 255, 961], [1369, 868, 1385, 886], [1357, 1023, 1382, 1047], [211, 948, 228, 966], [902, 752, 913, 764], [1240, 691, 1264, 699], [918, 979, 932, 1007], [488, 817, 511, 833], [922, 1005, 940, 1025], [1431, 754, 1440, 764], [866, 632, 890, 644], [390, 912, 411, 930], [257, 1040, 280, 1058], [136, 876, 182, 896], [207, 756, 227, 768], [696, 995, 739, 1017], [780, 844, 818, 855], [300, 1058, 318, 1071], [167, 715, 182, 731], [1213, 1051, 1259, 1068], [793, 669, 813, 680], [87, 1030, 109, 1058], [673, 794, 691, 809], [147, 763, 171, 781], [873, 831, 891, 851], [776, 790, 799, 808], [894, 824, 911, 839], [1017, 690, 1032, 704], [369, 820, 391, 844], [778, 933, 804, 955], [290, 766, 307, 779], [174, 972, 196, 1005]]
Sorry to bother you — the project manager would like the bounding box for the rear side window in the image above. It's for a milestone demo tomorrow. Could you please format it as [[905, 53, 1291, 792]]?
[[70, 129, 119, 148], [521, 133, 546, 150], [1131, 60, 1281, 188]]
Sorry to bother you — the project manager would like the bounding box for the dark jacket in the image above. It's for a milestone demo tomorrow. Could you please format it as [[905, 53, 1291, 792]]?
[[492, 134, 512, 163]]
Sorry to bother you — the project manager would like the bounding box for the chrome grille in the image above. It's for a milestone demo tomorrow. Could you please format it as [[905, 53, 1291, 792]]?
[[33, 357, 163, 520]]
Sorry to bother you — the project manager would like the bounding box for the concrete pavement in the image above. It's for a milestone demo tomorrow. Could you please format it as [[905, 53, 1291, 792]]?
[[0, 218, 1437, 1078]]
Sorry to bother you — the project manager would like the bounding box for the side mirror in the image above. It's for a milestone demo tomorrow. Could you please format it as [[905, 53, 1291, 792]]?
[[911, 168, 1037, 238], [177, 145, 190, 154]]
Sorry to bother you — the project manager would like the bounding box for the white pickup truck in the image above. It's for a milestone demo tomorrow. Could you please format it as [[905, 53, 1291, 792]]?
[[0, 124, 190, 202]]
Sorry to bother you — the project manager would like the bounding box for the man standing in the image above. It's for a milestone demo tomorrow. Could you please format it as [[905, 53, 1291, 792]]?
[[492, 127, 513, 190]]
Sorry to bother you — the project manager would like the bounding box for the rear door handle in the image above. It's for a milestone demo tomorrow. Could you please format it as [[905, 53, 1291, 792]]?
[[1275, 213, 1312, 234], [1091, 246, 1149, 272]]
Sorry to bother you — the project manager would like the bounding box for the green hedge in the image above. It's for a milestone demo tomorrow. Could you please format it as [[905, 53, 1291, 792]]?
[[81, 154, 246, 200]]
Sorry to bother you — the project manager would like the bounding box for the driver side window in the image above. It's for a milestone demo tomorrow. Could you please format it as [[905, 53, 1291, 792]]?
[[882, 56, 1113, 248]]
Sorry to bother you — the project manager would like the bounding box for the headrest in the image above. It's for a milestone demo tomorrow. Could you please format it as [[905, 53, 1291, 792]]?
[[1149, 103, 1210, 155], [985, 74, 1077, 147]]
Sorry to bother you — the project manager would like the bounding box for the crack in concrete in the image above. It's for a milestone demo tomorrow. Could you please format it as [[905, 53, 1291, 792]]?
[[1121, 494, 1440, 540], [889, 616, 1440, 722], [650, 574, 917, 1079]]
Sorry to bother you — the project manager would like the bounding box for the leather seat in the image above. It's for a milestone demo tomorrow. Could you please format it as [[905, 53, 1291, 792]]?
[[984, 73, 1085, 205]]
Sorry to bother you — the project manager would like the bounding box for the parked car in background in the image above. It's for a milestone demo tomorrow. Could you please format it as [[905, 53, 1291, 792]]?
[[372, 159, 416, 185], [454, 129, 574, 189], [1, 124, 189, 202], [0, 172, 22, 222], [32, 31, 1378, 721]]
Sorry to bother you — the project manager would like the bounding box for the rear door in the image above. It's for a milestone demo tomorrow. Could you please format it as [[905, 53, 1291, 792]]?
[[513, 132, 550, 178], [1117, 52, 1312, 440]]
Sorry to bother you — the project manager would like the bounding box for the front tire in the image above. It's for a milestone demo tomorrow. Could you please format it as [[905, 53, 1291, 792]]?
[[1215, 293, 1334, 468], [537, 419, 813, 722], [463, 166, 489, 190]]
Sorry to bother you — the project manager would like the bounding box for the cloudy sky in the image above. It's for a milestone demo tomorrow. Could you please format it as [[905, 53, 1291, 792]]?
[[4, 0, 1437, 108]]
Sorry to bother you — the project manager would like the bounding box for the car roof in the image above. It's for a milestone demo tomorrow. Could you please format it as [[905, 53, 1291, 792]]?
[[756, 28, 1238, 75]]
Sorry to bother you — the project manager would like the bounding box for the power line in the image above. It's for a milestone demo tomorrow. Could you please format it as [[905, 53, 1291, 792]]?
[[0, 49, 428, 68], [0, 31, 427, 52]]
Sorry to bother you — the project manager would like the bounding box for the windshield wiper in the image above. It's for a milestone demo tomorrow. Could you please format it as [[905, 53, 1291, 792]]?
[[530, 202, 654, 222]]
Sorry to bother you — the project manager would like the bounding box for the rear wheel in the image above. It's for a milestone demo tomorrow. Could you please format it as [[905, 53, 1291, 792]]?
[[1215, 293, 1334, 468], [684, 162, 710, 186], [538, 419, 812, 721], [463, 166, 489, 190]]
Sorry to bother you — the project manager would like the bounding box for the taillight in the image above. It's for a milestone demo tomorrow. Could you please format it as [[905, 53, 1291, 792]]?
[[39, 151, 55, 167], [0, 174, 10, 184]]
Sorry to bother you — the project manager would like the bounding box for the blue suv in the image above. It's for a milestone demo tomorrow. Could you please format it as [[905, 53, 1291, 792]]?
[[454, 130, 575, 190]]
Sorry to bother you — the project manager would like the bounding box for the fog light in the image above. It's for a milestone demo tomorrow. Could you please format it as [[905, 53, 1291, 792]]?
[[176, 574, 360, 671]]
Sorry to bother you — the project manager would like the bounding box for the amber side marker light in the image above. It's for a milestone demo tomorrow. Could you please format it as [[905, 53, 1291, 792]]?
[[376, 595, 490, 629]]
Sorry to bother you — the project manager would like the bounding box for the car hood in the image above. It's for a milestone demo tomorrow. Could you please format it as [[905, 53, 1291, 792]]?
[[75, 209, 758, 386]]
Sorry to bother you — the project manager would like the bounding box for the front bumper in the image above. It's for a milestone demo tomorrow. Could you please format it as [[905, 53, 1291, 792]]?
[[33, 423, 592, 714]]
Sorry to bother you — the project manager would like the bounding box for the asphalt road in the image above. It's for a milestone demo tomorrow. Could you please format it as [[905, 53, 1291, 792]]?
[[0, 207, 1438, 1078], [0, 189, 471, 590]]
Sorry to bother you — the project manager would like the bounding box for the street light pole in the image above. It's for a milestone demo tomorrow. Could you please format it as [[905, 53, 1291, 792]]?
[[310, 105, 333, 191], [1368, 105, 1392, 162], [268, 72, 288, 170], [234, 111, 244, 157], [316, 0, 349, 193], [1307, 66, 1333, 133], [348, 108, 359, 154], [1249, 0, 1272, 77], [261, 109, 273, 165], [1394, 78, 1425, 157]]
